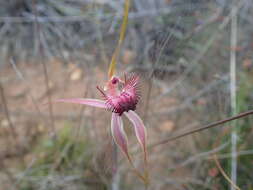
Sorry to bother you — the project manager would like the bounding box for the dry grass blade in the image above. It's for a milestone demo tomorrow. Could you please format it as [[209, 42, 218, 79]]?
[[0, 82, 17, 139], [230, 4, 238, 189], [212, 129, 241, 190], [32, 0, 56, 138], [213, 154, 241, 190], [108, 0, 130, 78]]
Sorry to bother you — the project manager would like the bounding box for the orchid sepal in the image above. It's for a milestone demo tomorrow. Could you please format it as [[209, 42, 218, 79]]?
[[111, 113, 133, 165], [55, 98, 107, 108], [125, 110, 147, 164]]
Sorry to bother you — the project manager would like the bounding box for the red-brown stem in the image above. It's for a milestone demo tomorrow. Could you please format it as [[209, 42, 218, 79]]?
[[212, 129, 241, 190], [151, 110, 253, 148], [96, 86, 107, 97]]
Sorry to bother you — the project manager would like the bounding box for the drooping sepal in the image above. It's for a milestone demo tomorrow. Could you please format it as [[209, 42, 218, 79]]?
[[111, 113, 132, 164], [111, 113, 149, 184], [124, 110, 147, 163]]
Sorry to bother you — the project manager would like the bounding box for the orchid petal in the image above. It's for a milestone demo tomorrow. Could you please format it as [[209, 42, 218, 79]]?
[[55, 98, 107, 108], [111, 113, 132, 164], [124, 110, 147, 163]]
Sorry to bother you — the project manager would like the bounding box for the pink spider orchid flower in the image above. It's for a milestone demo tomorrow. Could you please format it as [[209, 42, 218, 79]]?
[[56, 74, 148, 178]]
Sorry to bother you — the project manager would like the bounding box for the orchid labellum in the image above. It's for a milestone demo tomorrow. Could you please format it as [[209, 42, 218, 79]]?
[[56, 74, 148, 181]]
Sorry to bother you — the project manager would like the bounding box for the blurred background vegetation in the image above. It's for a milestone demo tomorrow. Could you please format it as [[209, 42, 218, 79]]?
[[0, 0, 253, 189]]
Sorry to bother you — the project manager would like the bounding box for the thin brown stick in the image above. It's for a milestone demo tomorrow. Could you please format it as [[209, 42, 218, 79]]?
[[0, 82, 17, 139], [32, 0, 56, 138], [213, 154, 240, 190], [151, 110, 253, 148], [212, 129, 241, 190]]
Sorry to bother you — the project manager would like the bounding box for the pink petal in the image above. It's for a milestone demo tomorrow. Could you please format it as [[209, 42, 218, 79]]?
[[111, 113, 132, 164], [55, 98, 107, 108], [124, 110, 147, 162]]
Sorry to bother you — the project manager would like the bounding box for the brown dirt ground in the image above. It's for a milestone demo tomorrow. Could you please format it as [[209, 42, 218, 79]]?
[[0, 59, 205, 189]]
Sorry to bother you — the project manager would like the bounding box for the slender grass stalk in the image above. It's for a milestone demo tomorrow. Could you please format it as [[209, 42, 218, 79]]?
[[214, 154, 240, 190], [0, 82, 17, 140], [108, 0, 130, 78], [32, 0, 56, 138], [230, 4, 238, 190], [213, 130, 241, 190]]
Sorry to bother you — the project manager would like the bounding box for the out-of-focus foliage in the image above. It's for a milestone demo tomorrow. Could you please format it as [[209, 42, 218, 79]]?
[[1, 0, 253, 189], [20, 124, 107, 190], [0, 0, 252, 64]]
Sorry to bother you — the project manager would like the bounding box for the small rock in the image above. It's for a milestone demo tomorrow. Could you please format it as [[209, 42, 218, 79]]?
[[38, 124, 45, 133], [1, 119, 9, 127], [160, 120, 175, 132], [70, 68, 83, 81]]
